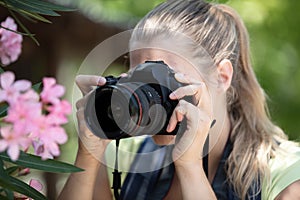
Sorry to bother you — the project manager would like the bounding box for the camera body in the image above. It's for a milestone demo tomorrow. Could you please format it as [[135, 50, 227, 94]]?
[[84, 61, 188, 139]]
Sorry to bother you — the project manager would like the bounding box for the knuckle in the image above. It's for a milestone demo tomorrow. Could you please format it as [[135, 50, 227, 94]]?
[[87, 76, 96, 85], [75, 75, 83, 86], [178, 99, 187, 106], [190, 85, 199, 93], [76, 99, 83, 109]]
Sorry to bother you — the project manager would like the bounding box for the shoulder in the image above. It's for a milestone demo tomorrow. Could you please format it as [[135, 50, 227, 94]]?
[[274, 180, 300, 200], [262, 141, 300, 200]]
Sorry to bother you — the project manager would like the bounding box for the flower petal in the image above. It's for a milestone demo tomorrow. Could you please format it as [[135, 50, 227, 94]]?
[[48, 142, 60, 156], [0, 126, 13, 138], [42, 77, 55, 89], [29, 179, 43, 191], [7, 144, 20, 161], [0, 140, 8, 152], [52, 127, 68, 144], [0, 71, 14, 89], [13, 80, 31, 92]]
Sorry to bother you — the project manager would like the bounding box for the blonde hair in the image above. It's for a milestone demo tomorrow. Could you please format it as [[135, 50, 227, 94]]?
[[130, 0, 289, 199]]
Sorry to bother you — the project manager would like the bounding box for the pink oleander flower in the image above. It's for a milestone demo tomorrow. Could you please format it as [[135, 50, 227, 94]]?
[[0, 71, 70, 161], [32, 115, 68, 160], [47, 100, 72, 125], [0, 17, 23, 66], [5, 100, 42, 134], [40, 77, 65, 105], [0, 125, 31, 161], [0, 71, 32, 104]]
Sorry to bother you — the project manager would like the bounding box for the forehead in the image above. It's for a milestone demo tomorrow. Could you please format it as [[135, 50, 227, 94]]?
[[130, 48, 181, 67], [129, 48, 203, 79]]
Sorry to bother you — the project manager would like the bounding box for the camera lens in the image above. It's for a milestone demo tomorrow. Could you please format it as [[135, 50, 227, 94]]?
[[85, 83, 167, 139]]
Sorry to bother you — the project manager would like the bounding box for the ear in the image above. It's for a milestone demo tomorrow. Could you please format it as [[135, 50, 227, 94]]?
[[217, 59, 233, 92]]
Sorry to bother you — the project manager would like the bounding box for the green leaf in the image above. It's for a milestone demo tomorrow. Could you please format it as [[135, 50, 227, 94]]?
[[0, 194, 11, 200], [0, 159, 45, 200], [0, 67, 4, 73], [32, 82, 42, 93], [4, 189, 14, 200], [5, 166, 19, 175], [18, 11, 38, 23], [4, 0, 74, 16], [21, 0, 75, 12], [0, 158, 5, 172], [0, 174, 47, 200], [8, 10, 40, 45], [0, 103, 8, 118], [18, 10, 52, 23], [0, 151, 83, 173], [0, 25, 35, 36], [4, 0, 60, 16], [0, 160, 15, 200]]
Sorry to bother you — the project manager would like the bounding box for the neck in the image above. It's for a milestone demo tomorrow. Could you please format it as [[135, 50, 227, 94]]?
[[207, 112, 231, 183]]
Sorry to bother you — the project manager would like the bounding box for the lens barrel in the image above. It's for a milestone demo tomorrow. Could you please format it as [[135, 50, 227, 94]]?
[[85, 82, 167, 139]]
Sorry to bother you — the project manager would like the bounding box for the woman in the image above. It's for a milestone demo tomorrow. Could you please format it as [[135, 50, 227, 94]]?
[[59, 0, 300, 199]]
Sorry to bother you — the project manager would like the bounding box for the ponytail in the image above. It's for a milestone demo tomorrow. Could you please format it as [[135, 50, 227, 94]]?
[[215, 4, 286, 199]]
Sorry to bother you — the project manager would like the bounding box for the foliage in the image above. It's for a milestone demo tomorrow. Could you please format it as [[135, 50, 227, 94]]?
[[227, 0, 300, 140], [0, 0, 74, 45], [0, 70, 82, 199], [0, 1, 80, 199], [52, 0, 162, 27]]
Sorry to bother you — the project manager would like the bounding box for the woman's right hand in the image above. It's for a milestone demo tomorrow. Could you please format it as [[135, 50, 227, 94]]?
[[75, 75, 111, 160], [58, 75, 114, 200]]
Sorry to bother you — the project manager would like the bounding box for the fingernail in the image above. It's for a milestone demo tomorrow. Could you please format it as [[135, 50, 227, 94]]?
[[175, 73, 184, 79], [97, 77, 106, 86], [167, 124, 171, 132], [178, 115, 183, 122], [169, 92, 175, 99]]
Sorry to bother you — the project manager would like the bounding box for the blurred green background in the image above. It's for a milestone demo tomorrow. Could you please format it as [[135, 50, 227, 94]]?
[[1, 0, 299, 199]]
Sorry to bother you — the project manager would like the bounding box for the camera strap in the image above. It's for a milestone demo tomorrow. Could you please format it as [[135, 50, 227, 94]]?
[[112, 139, 122, 200], [203, 119, 217, 177], [203, 136, 209, 177]]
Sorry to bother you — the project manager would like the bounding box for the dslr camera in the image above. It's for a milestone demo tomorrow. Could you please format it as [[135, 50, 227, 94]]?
[[84, 61, 188, 139]]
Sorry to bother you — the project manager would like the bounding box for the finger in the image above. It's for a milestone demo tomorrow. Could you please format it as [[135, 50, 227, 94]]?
[[120, 73, 128, 77], [173, 73, 207, 106], [175, 100, 210, 127], [175, 73, 212, 110], [75, 75, 106, 95], [167, 102, 186, 132], [169, 84, 203, 100], [167, 110, 180, 132], [76, 97, 86, 110], [76, 107, 85, 121]]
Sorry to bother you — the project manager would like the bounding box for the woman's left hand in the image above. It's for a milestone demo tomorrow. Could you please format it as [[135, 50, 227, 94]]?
[[167, 73, 214, 166]]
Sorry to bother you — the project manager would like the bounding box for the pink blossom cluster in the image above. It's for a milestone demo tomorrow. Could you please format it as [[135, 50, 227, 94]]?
[[0, 71, 71, 160], [0, 17, 23, 66]]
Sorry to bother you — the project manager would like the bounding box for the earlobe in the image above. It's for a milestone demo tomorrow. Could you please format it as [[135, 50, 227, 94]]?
[[217, 59, 233, 92]]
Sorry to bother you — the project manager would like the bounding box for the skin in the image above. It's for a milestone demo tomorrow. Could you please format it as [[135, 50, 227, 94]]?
[[58, 48, 300, 199]]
